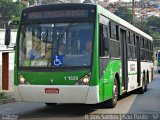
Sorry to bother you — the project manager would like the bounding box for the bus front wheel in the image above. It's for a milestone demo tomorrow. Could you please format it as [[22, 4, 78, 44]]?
[[107, 78, 118, 108]]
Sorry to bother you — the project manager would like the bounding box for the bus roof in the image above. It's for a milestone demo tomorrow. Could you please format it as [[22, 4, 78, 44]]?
[[22, 3, 96, 13], [97, 4, 153, 41]]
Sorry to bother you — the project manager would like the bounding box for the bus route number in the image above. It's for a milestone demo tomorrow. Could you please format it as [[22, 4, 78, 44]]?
[[64, 76, 78, 81]]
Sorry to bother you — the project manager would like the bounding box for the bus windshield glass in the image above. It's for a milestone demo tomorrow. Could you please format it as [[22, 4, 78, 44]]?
[[19, 22, 93, 67]]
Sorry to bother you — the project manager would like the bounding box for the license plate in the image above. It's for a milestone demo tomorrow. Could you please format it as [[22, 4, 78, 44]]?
[[45, 88, 59, 94]]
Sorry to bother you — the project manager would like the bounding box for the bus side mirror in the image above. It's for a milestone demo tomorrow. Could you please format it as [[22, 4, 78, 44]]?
[[4, 21, 19, 46], [5, 27, 11, 46]]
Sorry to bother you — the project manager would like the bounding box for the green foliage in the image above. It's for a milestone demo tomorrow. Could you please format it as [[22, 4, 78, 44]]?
[[114, 7, 133, 23], [147, 16, 160, 28], [41, 0, 59, 4], [0, 0, 25, 22], [134, 21, 151, 34], [0, 92, 8, 99], [28, 0, 35, 5], [146, 16, 160, 40], [151, 32, 160, 39]]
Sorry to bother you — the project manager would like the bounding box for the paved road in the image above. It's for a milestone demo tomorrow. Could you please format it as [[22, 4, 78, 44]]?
[[128, 73, 160, 114], [0, 73, 160, 120]]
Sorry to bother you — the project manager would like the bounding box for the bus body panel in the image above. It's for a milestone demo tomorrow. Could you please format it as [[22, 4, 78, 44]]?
[[97, 4, 153, 102], [127, 61, 138, 92], [18, 70, 90, 85], [99, 60, 122, 102], [14, 85, 99, 104], [97, 5, 122, 102], [127, 61, 153, 92], [90, 5, 99, 87], [141, 62, 153, 83]]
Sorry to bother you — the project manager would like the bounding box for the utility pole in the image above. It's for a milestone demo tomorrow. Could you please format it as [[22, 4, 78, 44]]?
[[132, 0, 135, 25]]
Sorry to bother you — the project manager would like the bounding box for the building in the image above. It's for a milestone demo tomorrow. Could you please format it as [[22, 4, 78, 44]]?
[[134, 8, 160, 21]]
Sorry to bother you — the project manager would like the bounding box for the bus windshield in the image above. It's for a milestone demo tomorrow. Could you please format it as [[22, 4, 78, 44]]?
[[19, 22, 93, 68]]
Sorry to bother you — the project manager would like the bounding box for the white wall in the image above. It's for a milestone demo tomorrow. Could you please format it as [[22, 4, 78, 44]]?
[[0, 29, 16, 91]]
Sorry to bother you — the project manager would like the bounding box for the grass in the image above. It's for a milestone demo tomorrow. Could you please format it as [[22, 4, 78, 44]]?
[[0, 92, 8, 99]]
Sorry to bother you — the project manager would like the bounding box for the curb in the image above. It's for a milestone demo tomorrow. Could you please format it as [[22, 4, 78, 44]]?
[[0, 98, 15, 105]]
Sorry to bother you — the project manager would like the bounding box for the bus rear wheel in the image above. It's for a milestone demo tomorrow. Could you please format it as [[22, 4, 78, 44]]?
[[138, 73, 146, 94], [107, 78, 118, 108], [144, 72, 149, 92]]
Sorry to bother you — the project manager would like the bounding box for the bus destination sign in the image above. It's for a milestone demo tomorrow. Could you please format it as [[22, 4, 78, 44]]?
[[27, 9, 89, 20]]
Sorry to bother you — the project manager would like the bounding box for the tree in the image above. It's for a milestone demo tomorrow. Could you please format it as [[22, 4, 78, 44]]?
[[40, 0, 60, 4], [134, 21, 151, 34], [28, 0, 35, 5], [0, 0, 25, 22], [147, 16, 160, 28], [114, 7, 133, 24]]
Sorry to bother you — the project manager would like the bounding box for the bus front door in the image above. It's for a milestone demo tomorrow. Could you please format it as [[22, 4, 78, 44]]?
[[136, 36, 141, 86], [120, 28, 128, 91]]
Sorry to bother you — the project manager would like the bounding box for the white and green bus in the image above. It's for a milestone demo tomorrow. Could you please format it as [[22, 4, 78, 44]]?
[[5, 3, 153, 108]]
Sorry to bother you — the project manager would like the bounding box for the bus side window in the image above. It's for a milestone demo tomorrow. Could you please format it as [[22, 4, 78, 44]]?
[[110, 22, 120, 58], [99, 24, 109, 57]]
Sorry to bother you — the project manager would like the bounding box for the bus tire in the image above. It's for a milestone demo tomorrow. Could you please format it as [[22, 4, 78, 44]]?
[[138, 73, 145, 94], [144, 72, 149, 92], [107, 78, 118, 108]]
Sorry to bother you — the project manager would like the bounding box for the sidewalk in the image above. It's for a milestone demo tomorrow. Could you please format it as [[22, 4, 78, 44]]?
[[0, 92, 15, 105], [0, 64, 15, 105]]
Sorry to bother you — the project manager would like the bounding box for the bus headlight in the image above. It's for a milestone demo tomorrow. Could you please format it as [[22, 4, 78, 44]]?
[[82, 77, 90, 84], [19, 77, 26, 84], [75, 73, 91, 85], [18, 74, 30, 85]]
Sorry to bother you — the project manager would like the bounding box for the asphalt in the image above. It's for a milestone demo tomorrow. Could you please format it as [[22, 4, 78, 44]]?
[[0, 72, 159, 120], [128, 72, 160, 114]]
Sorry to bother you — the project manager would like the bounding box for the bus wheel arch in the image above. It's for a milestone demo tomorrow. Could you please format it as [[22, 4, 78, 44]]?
[[107, 73, 120, 108]]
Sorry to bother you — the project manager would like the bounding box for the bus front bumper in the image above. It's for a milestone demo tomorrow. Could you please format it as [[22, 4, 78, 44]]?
[[14, 85, 99, 104]]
